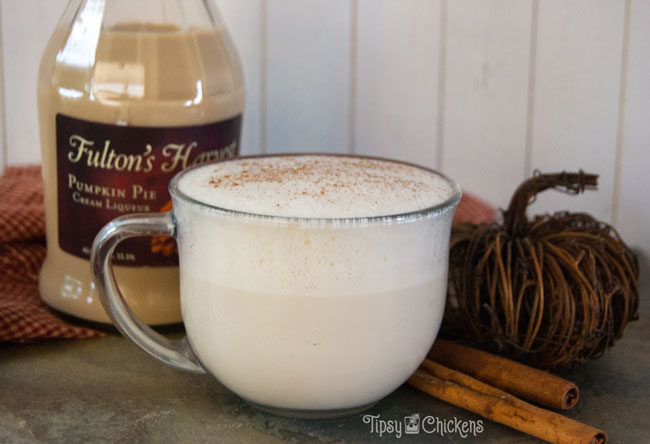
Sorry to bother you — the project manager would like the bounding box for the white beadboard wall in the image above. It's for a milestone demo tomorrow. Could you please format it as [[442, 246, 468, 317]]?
[[0, 0, 648, 261]]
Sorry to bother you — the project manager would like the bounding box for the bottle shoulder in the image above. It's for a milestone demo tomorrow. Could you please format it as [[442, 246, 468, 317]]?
[[39, 26, 244, 103]]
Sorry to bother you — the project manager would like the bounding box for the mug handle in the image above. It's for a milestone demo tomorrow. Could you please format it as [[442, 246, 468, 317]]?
[[91, 211, 205, 374]]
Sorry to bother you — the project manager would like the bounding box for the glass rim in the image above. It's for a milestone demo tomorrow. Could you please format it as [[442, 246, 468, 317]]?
[[168, 153, 462, 223]]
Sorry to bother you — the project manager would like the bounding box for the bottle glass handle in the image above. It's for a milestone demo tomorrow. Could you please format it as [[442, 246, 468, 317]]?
[[91, 212, 205, 374]]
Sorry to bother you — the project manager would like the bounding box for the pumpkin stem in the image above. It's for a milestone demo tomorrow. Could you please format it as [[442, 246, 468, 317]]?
[[503, 170, 598, 236]]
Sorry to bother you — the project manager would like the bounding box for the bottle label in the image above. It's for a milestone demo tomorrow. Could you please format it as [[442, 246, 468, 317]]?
[[56, 113, 242, 266]]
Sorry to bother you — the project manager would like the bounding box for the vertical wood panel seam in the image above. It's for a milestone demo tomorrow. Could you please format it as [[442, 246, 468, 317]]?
[[0, 1, 7, 171], [259, 0, 268, 154], [523, 0, 539, 178], [347, 0, 357, 155], [434, 0, 447, 170], [611, 0, 631, 226]]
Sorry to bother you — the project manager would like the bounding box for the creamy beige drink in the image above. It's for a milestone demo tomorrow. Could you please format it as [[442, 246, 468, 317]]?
[[38, 21, 244, 324], [173, 155, 456, 411]]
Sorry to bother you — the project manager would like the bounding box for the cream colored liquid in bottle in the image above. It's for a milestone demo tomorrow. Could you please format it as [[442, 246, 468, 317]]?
[[38, 0, 245, 324]]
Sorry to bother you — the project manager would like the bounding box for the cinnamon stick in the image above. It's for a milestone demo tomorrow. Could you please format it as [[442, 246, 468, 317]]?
[[408, 362, 606, 444], [429, 339, 579, 410]]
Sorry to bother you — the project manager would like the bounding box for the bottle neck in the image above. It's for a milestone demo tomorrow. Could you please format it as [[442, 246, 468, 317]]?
[[62, 0, 224, 32]]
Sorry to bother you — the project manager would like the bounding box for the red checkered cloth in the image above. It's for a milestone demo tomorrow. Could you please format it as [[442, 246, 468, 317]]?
[[453, 192, 496, 225], [0, 165, 495, 343], [0, 166, 104, 342]]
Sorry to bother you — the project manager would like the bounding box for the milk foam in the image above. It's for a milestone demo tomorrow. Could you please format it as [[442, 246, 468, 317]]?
[[177, 155, 453, 218]]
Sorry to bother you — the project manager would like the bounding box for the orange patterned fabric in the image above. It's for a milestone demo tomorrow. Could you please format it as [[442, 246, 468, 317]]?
[[453, 192, 496, 225], [0, 166, 103, 342], [0, 165, 494, 342]]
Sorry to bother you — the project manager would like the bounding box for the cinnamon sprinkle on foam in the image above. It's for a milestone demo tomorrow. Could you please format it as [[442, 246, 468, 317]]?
[[181, 155, 452, 218]]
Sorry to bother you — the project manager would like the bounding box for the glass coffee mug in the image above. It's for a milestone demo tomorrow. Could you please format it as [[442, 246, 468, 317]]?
[[91, 154, 461, 418]]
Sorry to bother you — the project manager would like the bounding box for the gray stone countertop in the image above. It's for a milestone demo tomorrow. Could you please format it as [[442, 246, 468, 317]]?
[[1, 291, 648, 444]]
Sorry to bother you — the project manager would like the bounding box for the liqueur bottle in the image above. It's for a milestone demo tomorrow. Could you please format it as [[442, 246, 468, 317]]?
[[38, 0, 244, 323]]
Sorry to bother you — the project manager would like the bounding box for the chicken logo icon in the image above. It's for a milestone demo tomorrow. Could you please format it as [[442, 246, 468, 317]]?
[[404, 413, 421, 434]]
